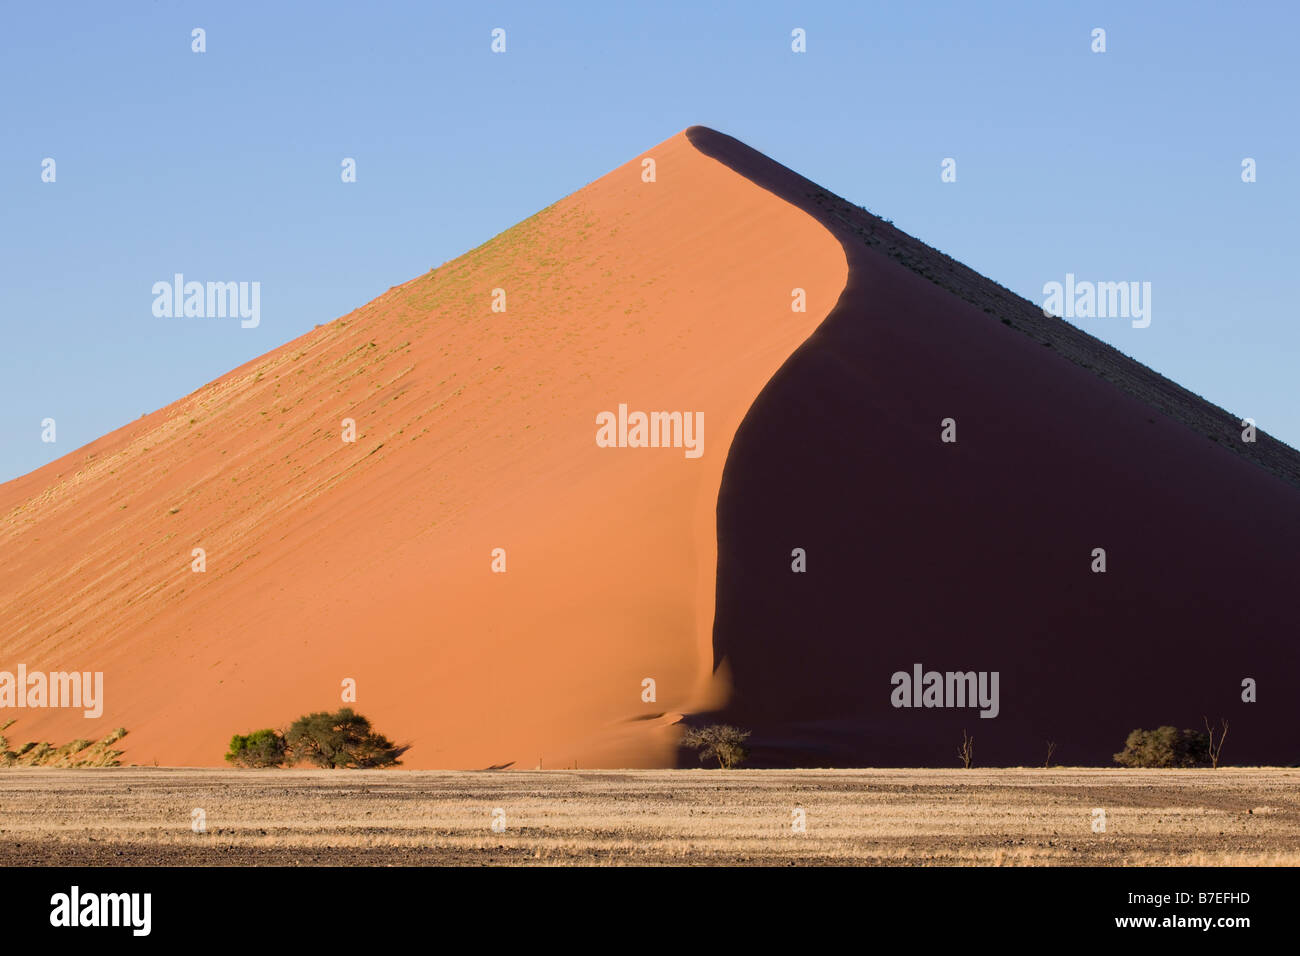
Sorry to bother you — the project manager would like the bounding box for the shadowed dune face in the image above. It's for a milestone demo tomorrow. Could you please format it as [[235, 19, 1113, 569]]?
[[0, 131, 847, 768], [689, 127, 1300, 768]]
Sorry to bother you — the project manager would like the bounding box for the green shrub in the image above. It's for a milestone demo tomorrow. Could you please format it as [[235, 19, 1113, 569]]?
[[225, 729, 288, 768], [284, 708, 403, 768], [1113, 726, 1210, 768]]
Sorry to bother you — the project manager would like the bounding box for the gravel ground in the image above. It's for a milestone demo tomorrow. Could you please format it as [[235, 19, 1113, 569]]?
[[1, 767, 1297, 866]]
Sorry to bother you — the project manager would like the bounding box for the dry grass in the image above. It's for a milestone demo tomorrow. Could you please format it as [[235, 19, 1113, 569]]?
[[0, 727, 127, 768], [2, 767, 1298, 866]]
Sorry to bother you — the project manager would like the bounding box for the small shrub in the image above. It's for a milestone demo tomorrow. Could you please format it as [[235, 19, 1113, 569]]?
[[680, 724, 751, 769], [1113, 726, 1210, 768], [225, 729, 288, 768]]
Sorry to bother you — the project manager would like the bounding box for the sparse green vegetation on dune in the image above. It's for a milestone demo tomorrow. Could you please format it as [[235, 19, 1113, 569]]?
[[0, 722, 127, 768]]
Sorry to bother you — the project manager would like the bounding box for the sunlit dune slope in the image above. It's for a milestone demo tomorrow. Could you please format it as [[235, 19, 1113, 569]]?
[[0, 130, 847, 768]]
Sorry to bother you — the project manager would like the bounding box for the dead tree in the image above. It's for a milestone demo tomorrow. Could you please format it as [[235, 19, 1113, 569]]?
[[958, 729, 975, 769], [1203, 716, 1229, 769]]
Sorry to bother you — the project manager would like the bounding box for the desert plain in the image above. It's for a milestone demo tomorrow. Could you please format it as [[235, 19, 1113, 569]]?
[[1, 767, 1297, 866]]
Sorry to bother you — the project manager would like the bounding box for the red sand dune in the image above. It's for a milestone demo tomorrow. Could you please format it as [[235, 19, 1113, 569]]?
[[3, 127, 1297, 768], [690, 128, 1300, 767], [0, 129, 846, 768]]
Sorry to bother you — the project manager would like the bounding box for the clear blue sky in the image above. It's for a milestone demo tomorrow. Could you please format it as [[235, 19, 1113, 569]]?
[[3, 1, 1296, 482]]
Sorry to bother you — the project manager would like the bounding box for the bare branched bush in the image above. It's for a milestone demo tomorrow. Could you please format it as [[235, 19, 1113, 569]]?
[[1204, 716, 1229, 769], [958, 729, 974, 769], [680, 724, 751, 769]]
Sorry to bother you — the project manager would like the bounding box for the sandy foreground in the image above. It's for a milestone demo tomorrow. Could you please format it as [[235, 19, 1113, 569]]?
[[1, 767, 1297, 866]]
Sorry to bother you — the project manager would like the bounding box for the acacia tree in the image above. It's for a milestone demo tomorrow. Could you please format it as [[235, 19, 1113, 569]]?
[[1113, 726, 1210, 768], [284, 708, 405, 768], [680, 724, 751, 769]]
